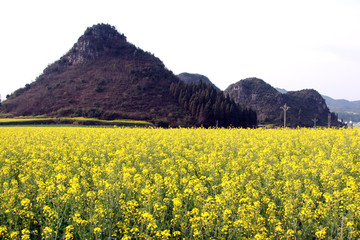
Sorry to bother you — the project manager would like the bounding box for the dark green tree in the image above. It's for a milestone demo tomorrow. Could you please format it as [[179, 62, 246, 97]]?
[[170, 81, 257, 127]]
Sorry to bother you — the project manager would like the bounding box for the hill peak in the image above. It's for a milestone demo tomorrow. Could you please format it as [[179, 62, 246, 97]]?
[[229, 77, 280, 97], [84, 24, 122, 38], [62, 23, 129, 65], [177, 72, 221, 92]]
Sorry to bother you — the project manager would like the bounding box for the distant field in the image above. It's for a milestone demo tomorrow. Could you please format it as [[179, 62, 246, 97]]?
[[0, 117, 153, 127], [0, 127, 359, 239]]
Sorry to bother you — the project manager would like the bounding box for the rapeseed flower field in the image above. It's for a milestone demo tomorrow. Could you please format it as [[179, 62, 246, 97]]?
[[0, 127, 359, 239]]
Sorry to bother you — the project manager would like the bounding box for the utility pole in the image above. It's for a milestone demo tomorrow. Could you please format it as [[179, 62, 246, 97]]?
[[312, 117, 318, 129], [328, 113, 331, 128], [280, 104, 290, 128]]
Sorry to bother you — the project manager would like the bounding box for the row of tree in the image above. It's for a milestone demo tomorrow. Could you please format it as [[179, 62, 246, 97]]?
[[170, 81, 257, 127]]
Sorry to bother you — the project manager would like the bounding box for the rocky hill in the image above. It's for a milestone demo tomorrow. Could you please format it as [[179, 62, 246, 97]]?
[[177, 73, 220, 92], [1, 24, 193, 126], [277, 88, 360, 123], [225, 78, 341, 127]]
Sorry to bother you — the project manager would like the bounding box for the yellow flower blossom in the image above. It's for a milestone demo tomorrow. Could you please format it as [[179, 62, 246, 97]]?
[[65, 225, 74, 240], [0, 127, 359, 239], [21, 229, 31, 240], [93, 227, 102, 235]]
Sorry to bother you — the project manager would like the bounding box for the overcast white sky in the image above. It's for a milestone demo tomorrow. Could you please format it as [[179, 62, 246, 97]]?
[[1, 0, 360, 101]]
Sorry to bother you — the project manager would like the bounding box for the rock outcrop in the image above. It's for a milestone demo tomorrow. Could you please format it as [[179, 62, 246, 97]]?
[[225, 78, 340, 127]]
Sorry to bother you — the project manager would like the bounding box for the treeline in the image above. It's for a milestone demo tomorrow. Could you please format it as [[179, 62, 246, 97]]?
[[170, 81, 257, 127]]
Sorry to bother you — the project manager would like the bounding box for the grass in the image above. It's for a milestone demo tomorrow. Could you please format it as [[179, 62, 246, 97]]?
[[0, 117, 153, 127]]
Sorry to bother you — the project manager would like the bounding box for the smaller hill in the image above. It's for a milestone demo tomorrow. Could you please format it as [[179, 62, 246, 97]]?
[[322, 95, 360, 123], [225, 78, 282, 123], [225, 78, 341, 127], [177, 73, 220, 92], [275, 87, 287, 94], [277, 88, 360, 123]]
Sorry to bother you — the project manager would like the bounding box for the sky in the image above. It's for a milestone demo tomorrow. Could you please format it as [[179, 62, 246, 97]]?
[[1, 0, 360, 101]]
